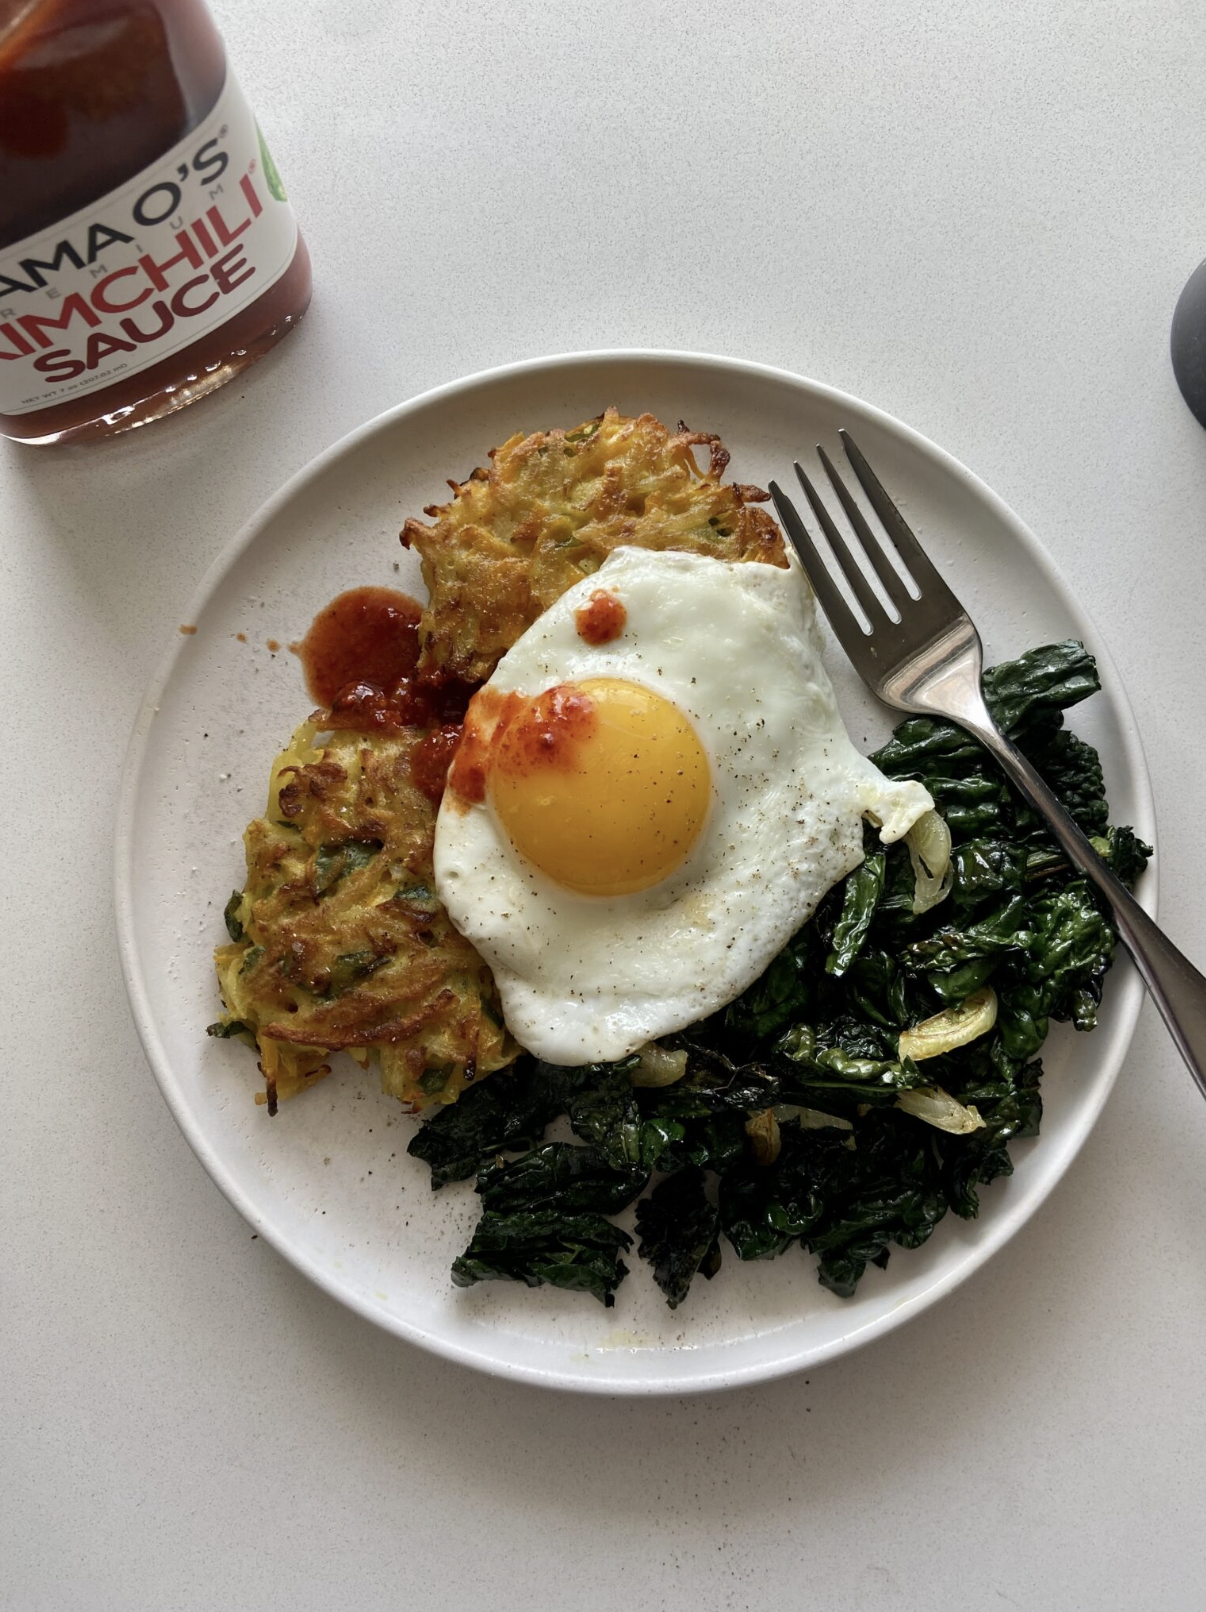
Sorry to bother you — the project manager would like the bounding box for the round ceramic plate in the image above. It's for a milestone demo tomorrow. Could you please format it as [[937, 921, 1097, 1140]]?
[[116, 351, 1156, 1394]]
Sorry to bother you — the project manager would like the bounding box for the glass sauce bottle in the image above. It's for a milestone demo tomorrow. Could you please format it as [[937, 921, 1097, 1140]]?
[[0, 0, 312, 444]]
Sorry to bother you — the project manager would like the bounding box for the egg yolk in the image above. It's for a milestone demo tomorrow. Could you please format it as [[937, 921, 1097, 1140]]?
[[490, 677, 712, 897]]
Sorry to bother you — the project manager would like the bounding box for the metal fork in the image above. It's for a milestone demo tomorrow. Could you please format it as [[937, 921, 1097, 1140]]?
[[768, 432, 1206, 1095]]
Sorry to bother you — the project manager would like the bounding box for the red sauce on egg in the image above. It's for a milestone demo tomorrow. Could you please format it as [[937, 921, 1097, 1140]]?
[[574, 589, 626, 645], [496, 685, 598, 777], [446, 683, 597, 806], [447, 687, 527, 805], [295, 586, 423, 708]]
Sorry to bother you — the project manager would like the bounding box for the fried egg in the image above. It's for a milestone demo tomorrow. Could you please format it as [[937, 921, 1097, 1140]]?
[[433, 547, 933, 1064]]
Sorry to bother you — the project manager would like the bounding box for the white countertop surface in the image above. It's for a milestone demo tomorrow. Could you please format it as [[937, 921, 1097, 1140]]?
[[6, 1, 1206, 1606]]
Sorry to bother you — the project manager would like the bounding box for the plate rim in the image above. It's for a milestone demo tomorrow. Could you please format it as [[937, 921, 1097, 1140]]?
[[115, 347, 1158, 1394]]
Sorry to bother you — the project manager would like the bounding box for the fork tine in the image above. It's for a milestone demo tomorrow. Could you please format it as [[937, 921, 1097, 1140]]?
[[768, 481, 868, 644], [791, 460, 887, 627], [816, 444, 914, 615], [838, 429, 952, 600]]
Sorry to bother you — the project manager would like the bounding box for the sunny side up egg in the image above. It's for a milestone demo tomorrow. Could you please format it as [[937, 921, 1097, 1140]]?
[[433, 548, 934, 1065]]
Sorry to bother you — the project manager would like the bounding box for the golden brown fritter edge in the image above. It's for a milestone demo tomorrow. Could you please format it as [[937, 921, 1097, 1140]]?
[[402, 407, 787, 684]]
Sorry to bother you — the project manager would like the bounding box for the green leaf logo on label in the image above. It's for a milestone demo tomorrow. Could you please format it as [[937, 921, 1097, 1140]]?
[[256, 123, 288, 202]]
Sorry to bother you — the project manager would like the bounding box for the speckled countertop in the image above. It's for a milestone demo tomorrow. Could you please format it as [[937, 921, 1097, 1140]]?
[[6, 3, 1206, 1607]]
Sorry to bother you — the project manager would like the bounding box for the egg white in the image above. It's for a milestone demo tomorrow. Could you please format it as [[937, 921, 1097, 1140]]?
[[433, 547, 933, 1065]]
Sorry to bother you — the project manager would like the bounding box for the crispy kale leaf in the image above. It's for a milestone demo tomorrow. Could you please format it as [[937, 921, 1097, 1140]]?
[[981, 640, 1102, 733], [476, 1143, 647, 1214], [1021, 728, 1108, 834], [1095, 825, 1152, 886], [565, 1057, 643, 1168], [826, 851, 886, 977], [635, 1167, 721, 1308], [407, 1059, 598, 1186], [451, 1210, 632, 1305]]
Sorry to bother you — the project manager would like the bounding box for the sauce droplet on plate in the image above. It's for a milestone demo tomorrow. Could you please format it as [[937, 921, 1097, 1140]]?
[[296, 586, 423, 707]]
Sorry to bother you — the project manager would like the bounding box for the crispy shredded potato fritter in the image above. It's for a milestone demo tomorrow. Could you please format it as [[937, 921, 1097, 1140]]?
[[212, 721, 516, 1111], [402, 408, 787, 683]]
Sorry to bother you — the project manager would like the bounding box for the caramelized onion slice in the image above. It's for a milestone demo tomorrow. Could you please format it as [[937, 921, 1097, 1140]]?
[[899, 986, 998, 1062], [774, 1103, 853, 1133], [631, 1043, 689, 1087], [745, 1107, 781, 1165], [895, 1085, 986, 1135], [906, 808, 954, 915]]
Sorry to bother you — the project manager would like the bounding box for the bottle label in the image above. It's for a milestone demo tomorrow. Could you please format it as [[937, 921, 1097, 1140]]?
[[0, 72, 299, 417]]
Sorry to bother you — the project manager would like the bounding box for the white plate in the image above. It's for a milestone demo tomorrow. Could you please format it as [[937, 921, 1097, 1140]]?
[[116, 351, 1156, 1394]]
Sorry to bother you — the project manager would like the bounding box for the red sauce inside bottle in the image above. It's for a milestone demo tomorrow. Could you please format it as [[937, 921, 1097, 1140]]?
[[0, 0, 311, 444]]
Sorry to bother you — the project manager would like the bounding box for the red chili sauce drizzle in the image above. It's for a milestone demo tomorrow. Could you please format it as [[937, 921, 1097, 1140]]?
[[574, 588, 626, 645], [497, 685, 598, 775], [324, 676, 471, 736], [295, 586, 476, 800], [408, 725, 464, 803], [447, 688, 525, 805], [296, 586, 423, 707], [447, 684, 597, 806]]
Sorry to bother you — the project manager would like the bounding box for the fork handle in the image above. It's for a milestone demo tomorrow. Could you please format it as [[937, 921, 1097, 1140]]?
[[966, 714, 1206, 1096]]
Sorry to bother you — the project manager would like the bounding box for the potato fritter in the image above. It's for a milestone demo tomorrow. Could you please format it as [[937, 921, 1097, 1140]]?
[[210, 721, 516, 1112], [402, 408, 787, 684]]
